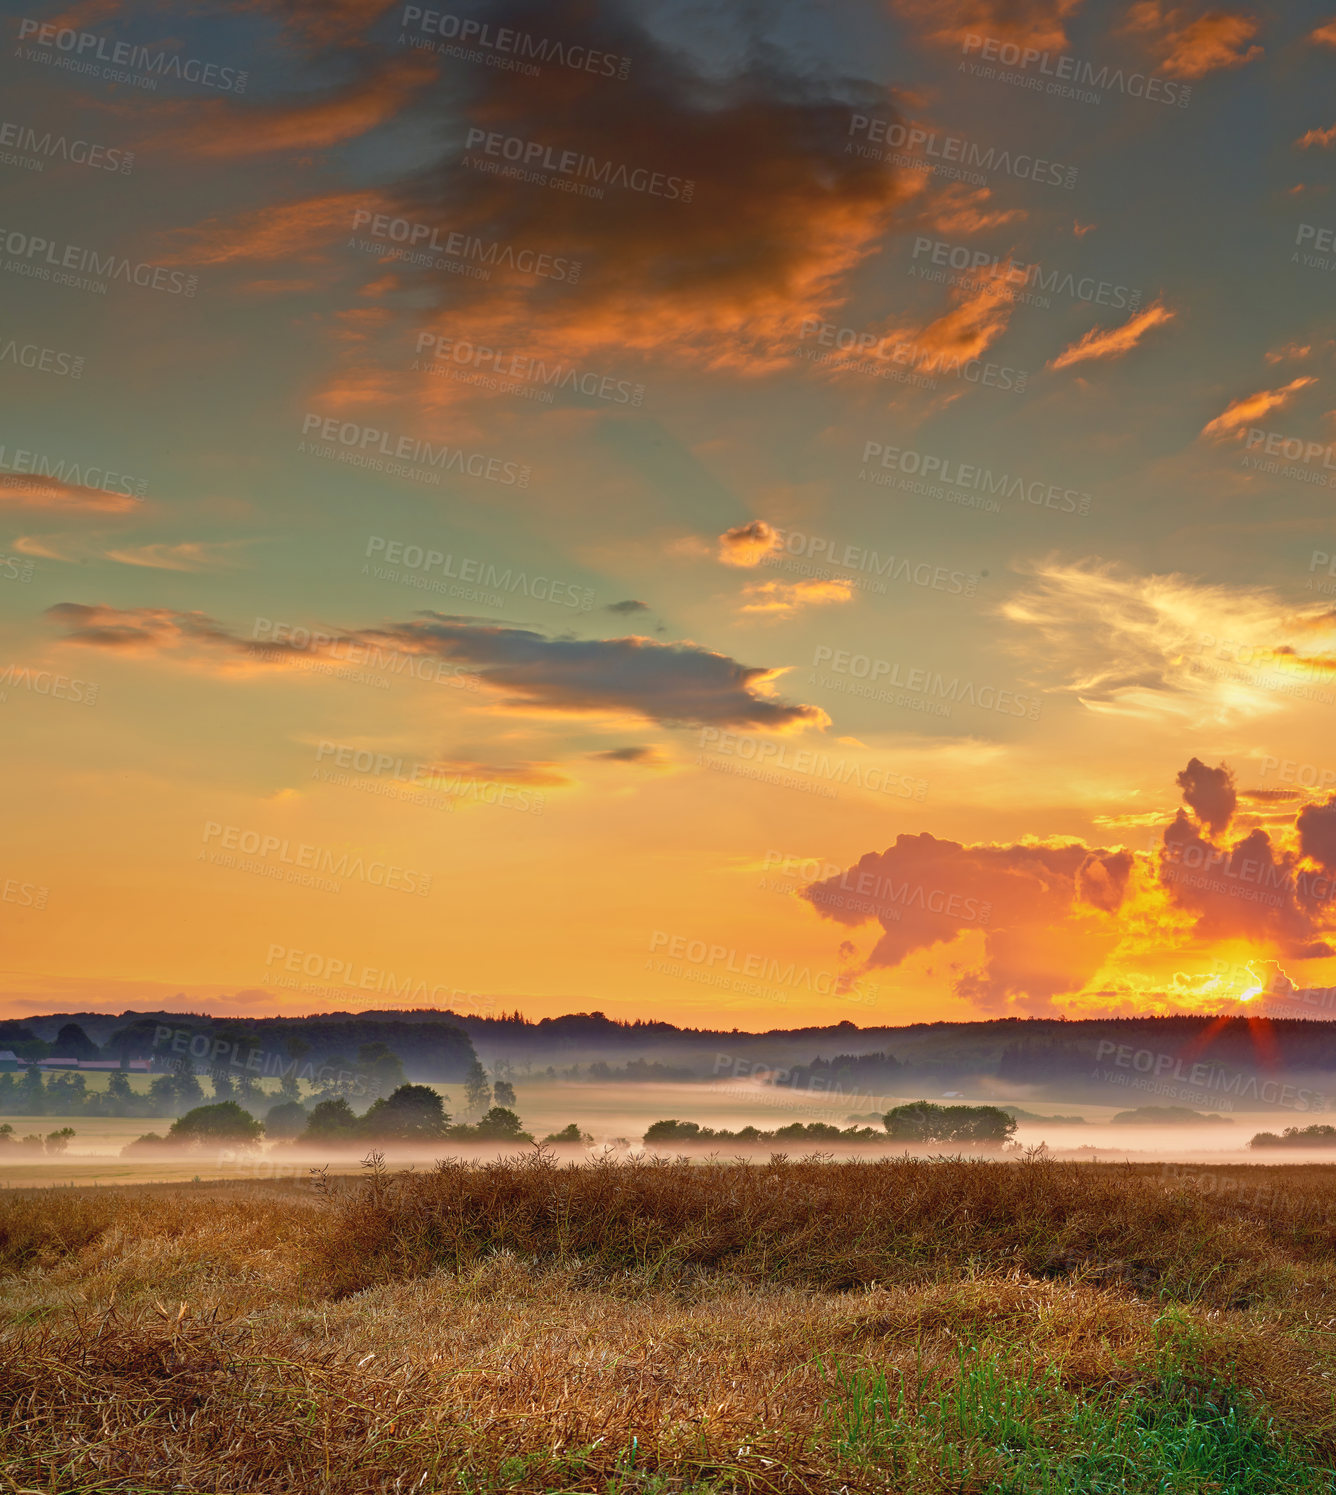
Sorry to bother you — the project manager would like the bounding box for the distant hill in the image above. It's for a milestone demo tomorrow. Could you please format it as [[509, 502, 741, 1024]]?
[[11, 1010, 1336, 1112]]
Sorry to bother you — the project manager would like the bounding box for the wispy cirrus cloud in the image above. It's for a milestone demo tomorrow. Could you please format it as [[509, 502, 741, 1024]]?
[[1122, 2, 1263, 78], [0, 477, 140, 514], [1001, 560, 1336, 725], [1200, 376, 1317, 440], [890, 0, 1083, 51], [1047, 300, 1175, 371]]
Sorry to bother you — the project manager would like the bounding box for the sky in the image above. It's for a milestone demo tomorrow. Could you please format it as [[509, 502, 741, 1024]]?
[[3, 0, 1336, 1029]]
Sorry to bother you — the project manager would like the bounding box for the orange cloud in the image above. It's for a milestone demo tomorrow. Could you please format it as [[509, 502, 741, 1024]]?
[[1122, 3, 1263, 79], [1310, 20, 1336, 46], [924, 184, 1026, 235], [738, 578, 856, 618], [891, 0, 1083, 51], [1265, 341, 1312, 363], [0, 476, 140, 514], [913, 267, 1019, 360], [718, 521, 780, 569], [134, 54, 434, 159], [1297, 124, 1336, 150], [1047, 300, 1175, 371], [160, 191, 375, 267], [1200, 376, 1317, 441]]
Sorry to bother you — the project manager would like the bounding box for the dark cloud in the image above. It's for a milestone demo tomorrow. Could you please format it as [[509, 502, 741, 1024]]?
[[47, 603, 825, 732], [354, 614, 825, 729], [177, 0, 910, 375], [1159, 811, 1333, 959], [1297, 796, 1336, 872], [588, 745, 664, 764], [1176, 756, 1237, 835], [604, 600, 649, 614]]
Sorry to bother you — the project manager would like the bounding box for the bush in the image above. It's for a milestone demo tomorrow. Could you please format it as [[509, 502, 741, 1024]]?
[[542, 1123, 593, 1145]]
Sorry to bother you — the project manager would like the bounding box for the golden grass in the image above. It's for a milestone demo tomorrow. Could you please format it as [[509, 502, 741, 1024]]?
[[1, 1157, 1335, 1492]]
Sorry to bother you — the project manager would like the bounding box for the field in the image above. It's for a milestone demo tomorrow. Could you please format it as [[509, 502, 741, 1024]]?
[[4, 1155, 1336, 1492]]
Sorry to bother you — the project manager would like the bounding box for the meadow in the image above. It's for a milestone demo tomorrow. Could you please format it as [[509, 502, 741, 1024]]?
[[3, 1153, 1336, 1492]]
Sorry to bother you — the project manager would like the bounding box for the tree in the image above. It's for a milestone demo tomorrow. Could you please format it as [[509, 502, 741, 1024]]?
[[280, 1036, 311, 1103], [644, 1119, 702, 1143], [542, 1122, 592, 1145], [54, 1023, 100, 1062], [357, 1043, 406, 1102], [170, 1057, 204, 1108], [882, 1101, 1016, 1145], [302, 1097, 360, 1144], [264, 1099, 308, 1140], [19, 1065, 45, 1116], [469, 1107, 532, 1142], [360, 1084, 450, 1141], [210, 1067, 236, 1102], [463, 1059, 491, 1118], [166, 1102, 263, 1147], [493, 1079, 517, 1108], [44, 1127, 75, 1155]]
